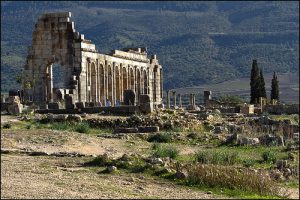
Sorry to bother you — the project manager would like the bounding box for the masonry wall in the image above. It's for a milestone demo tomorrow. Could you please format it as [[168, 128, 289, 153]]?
[[22, 12, 163, 108]]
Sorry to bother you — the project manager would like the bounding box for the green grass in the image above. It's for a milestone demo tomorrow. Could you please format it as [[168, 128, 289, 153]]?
[[152, 143, 180, 159], [195, 149, 239, 165]]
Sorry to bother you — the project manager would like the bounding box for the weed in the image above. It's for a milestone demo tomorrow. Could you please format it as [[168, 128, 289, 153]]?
[[147, 132, 173, 143], [3, 123, 11, 129], [261, 150, 277, 164], [243, 159, 256, 168]]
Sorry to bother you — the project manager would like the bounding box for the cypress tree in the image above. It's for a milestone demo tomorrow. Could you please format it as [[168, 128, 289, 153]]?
[[250, 59, 260, 104], [259, 69, 267, 98], [271, 72, 279, 100]]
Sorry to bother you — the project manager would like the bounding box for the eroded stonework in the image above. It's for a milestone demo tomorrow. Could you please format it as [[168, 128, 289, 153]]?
[[22, 12, 163, 108]]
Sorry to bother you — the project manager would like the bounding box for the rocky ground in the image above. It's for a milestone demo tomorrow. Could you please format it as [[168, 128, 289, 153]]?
[[1, 113, 299, 199]]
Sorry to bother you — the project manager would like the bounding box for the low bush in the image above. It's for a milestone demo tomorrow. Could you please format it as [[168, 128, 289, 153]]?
[[195, 150, 239, 165], [3, 123, 12, 129], [261, 150, 277, 164], [147, 132, 172, 143], [243, 159, 256, 168], [186, 164, 282, 197], [152, 143, 179, 159], [74, 122, 90, 133]]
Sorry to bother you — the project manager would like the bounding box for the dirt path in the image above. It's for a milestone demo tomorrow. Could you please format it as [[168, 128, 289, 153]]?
[[1, 154, 226, 199]]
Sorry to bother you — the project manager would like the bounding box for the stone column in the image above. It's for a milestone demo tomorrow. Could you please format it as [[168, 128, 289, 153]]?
[[178, 93, 182, 108], [172, 91, 176, 107], [189, 93, 193, 106], [192, 93, 196, 106], [166, 90, 170, 109], [48, 65, 53, 102], [112, 63, 116, 106]]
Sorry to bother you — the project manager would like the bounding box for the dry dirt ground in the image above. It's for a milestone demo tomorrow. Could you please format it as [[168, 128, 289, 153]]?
[[1, 154, 224, 199], [0, 118, 223, 199], [1, 115, 299, 199]]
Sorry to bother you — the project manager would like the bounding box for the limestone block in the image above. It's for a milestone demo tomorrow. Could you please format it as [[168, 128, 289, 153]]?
[[124, 90, 135, 105], [138, 126, 159, 133], [8, 103, 23, 115], [75, 102, 85, 109], [139, 103, 153, 113]]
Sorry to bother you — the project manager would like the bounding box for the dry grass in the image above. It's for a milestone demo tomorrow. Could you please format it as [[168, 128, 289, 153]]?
[[185, 164, 286, 197]]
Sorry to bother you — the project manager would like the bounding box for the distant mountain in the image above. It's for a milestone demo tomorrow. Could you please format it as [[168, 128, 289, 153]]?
[[1, 1, 299, 92]]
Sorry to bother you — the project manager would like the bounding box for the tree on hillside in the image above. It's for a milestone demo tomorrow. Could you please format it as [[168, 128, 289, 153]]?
[[259, 68, 267, 99], [271, 72, 279, 101], [250, 59, 260, 104]]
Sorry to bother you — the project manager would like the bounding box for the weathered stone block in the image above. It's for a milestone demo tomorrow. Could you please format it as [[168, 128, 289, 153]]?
[[114, 128, 138, 133], [138, 126, 159, 133], [75, 102, 85, 109], [124, 90, 135, 105]]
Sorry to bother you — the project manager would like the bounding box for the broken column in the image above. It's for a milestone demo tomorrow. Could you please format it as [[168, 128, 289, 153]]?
[[166, 90, 170, 109], [204, 91, 212, 106]]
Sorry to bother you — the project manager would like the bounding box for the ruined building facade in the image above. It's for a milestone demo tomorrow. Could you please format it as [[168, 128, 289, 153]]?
[[22, 12, 163, 108]]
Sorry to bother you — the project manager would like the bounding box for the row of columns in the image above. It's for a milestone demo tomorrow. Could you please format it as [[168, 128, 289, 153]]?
[[85, 60, 149, 106], [166, 90, 183, 108], [166, 91, 197, 109]]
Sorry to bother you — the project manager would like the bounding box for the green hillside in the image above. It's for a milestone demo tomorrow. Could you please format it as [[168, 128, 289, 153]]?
[[1, 1, 299, 92]]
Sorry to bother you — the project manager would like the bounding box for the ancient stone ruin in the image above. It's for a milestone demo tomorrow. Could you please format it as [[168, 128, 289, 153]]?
[[21, 12, 163, 110]]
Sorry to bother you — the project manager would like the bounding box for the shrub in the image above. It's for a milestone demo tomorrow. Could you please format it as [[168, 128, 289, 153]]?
[[243, 159, 256, 168], [261, 150, 277, 164], [26, 124, 32, 129], [74, 122, 90, 133], [187, 132, 198, 139], [147, 132, 172, 143], [3, 123, 12, 129], [152, 144, 179, 159], [186, 164, 282, 197]]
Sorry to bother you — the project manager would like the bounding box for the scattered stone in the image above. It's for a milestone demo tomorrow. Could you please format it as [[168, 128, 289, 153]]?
[[175, 170, 188, 179], [276, 160, 288, 169], [150, 158, 164, 165], [66, 114, 82, 122], [107, 165, 117, 173]]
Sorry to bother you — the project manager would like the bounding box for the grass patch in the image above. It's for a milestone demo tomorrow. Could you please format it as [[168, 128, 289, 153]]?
[[74, 122, 90, 133], [2, 123, 12, 129], [195, 149, 239, 165], [261, 150, 277, 164], [152, 143, 179, 159]]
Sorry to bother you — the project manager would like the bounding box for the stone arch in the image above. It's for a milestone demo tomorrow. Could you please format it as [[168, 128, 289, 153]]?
[[90, 62, 97, 103], [122, 67, 128, 91], [99, 63, 105, 105], [44, 62, 66, 102], [115, 66, 121, 104], [23, 12, 76, 103], [143, 69, 148, 94], [129, 67, 134, 91], [107, 65, 113, 104], [136, 69, 141, 98]]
